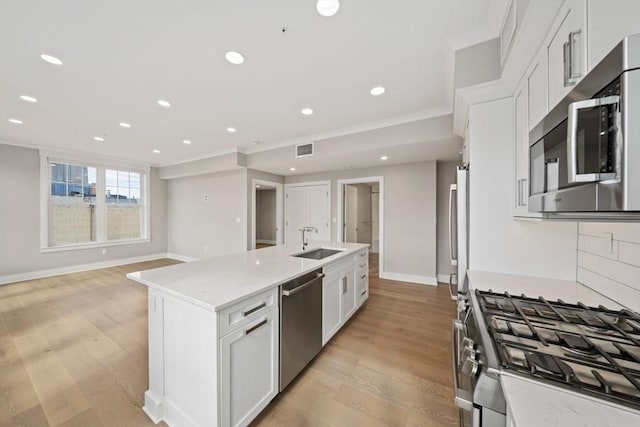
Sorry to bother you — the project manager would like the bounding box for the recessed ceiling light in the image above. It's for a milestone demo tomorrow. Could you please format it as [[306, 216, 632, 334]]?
[[119, 122, 131, 128], [8, 118, 23, 124], [225, 51, 244, 65], [301, 108, 314, 115], [153, 149, 161, 154], [256, 185, 261, 188], [290, 167, 296, 172], [157, 99, 171, 108], [380, 156, 388, 160], [317, 0, 340, 17], [183, 139, 192, 145], [227, 127, 237, 133], [40, 54, 63, 65], [370, 86, 386, 96], [94, 136, 105, 142], [20, 95, 38, 103]]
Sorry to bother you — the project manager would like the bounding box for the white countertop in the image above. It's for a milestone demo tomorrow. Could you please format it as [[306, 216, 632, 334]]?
[[468, 270, 640, 426], [127, 241, 368, 312], [501, 373, 640, 427]]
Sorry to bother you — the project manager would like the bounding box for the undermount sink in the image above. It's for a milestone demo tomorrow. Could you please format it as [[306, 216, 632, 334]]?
[[291, 248, 344, 260]]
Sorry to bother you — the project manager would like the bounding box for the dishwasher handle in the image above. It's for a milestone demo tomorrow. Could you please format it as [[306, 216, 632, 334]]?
[[282, 272, 325, 297]]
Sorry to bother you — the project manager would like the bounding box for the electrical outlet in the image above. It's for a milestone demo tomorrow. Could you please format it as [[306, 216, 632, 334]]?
[[101, 248, 107, 255], [204, 194, 209, 202], [235, 217, 240, 224], [204, 245, 208, 252]]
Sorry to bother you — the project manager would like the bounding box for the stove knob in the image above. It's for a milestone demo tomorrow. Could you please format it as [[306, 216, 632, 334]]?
[[457, 299, 469, 313], [461, 344, 476, 361], [461, 356, 479, 377]]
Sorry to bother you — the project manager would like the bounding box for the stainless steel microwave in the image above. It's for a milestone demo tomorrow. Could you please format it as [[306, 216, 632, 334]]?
[[528, 34, 640, 219]]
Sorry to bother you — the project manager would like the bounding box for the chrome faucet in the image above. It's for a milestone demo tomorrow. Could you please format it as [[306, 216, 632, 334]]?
[[299, 226, 318, 251]]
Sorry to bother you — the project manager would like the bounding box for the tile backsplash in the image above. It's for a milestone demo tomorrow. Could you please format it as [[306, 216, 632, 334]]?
[[577, 223, 640, 312]]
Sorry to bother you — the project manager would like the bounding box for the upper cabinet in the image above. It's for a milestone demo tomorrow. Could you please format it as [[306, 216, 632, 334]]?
[[527, 48, 548, 131], [513, 78, 529, 217], [546, 0, 587, 110], [587, 0, 640, 71]]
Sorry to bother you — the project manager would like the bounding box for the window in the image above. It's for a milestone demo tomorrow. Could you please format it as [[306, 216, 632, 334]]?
[[41, 153, 149, 251]]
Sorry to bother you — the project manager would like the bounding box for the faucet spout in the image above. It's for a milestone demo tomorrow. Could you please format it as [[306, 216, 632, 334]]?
[[299, 226, 319, 251]]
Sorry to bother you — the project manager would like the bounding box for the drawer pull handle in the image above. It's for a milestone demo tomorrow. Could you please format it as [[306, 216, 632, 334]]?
[[359, 262, 366, 268], [360, 273, 367, 280], [360, 289, 367, 296], [242, 302, 266, 317], [245, 319, 268, 335], [360, 252, 367, 257]]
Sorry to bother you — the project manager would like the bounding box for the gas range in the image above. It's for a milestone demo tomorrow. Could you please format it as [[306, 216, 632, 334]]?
[[476, 290, 640, 411]]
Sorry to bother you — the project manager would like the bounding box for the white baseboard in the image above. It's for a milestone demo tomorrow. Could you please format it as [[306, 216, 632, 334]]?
[[437, 274, 451, 284], [256, 239, 276, 245], [380, 272, 438, 286], [0, 253, 169, 285], [166, 253, 200, 263]]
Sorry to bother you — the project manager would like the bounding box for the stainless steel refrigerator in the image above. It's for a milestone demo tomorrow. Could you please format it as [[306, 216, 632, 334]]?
[[448, 165, 469, 299]]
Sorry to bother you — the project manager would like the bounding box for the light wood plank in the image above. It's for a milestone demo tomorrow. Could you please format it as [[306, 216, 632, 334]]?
[[1, 255, 459, 427]]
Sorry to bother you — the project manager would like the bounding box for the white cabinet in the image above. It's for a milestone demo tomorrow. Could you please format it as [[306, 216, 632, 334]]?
[[322, 269, 343, 344], [546, 0, 587, 110], [462, 118, 470, 165], [513, 77, 529, 217], [322, 249, 368, 346], [341, 270, 357, 320], [527, 48, 548, 131], [220, 310, 279, 427], [587, 0, 640, 71]]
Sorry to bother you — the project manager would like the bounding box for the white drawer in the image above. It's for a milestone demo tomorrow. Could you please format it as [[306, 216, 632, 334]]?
[[357, 267, 368, 282], [357, 257, 368, 270], [218, 287, 278, 337]]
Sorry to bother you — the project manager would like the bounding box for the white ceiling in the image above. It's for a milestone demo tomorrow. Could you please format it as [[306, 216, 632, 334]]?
[[0, 0, 495, 169]]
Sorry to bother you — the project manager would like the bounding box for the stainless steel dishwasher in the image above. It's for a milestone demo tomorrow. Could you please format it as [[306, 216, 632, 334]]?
[[279, 268, 324, 391]]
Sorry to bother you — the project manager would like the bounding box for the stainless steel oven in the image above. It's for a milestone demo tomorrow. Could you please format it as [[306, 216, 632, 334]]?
[[528, 33, 640, 219], [451, 294, 506, 427]]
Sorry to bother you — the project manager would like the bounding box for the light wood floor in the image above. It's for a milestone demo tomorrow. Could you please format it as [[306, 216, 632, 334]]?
[[0, 256, 458, 427]]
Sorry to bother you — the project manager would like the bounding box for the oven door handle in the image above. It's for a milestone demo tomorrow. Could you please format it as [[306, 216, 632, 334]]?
[[451, 320, 474, 412], [567, 95, 620, 184]]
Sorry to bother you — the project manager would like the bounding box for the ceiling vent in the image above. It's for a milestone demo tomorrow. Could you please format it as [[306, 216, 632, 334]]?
[[295, 142, 314, 158]]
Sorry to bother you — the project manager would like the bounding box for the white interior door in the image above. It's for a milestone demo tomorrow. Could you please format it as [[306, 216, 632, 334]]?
[[285, 183, 330, 244], [307, 185, 329, 241], [285, 186, 307, 244], [344, 185, 357, 243], [356, 185, 371, 244]]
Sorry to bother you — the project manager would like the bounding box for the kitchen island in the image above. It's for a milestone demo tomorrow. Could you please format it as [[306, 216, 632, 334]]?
[[127, 241, 369, 427]]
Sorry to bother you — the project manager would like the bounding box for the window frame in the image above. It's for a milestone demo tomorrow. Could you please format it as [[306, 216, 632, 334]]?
[[39, 150, 151, 253]]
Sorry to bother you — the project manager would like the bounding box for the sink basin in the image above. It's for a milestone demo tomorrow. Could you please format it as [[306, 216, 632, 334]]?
[[291, 248, 344, 260]]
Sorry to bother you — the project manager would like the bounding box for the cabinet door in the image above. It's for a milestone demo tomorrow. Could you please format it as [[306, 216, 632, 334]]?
[[341, 269, 357, 321], [588, 0, 640, 71], [462, 118, 470, 165], [513, 78, 529, 216], [527, 49, 548, 131], [322, 273, 343, 346], [547, 0, 587, 110], [220, 311, 278, 427]]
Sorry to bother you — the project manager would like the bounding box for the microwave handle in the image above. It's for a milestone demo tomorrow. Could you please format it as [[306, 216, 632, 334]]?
[[567, 95, 620, 184]]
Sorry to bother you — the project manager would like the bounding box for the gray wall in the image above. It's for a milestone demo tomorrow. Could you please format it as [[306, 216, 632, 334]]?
[[167, 169, 247, 259], [436, 161, 459, 281], [256, 189, 276, 241], [0, 143, 168, 277], [285, 161, 438, 281]]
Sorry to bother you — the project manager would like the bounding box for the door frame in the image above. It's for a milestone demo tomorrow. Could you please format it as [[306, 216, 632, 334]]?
[[336, 176, 384, 278], [251, 179, 284, 249], [283, 180, 331, 244]]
